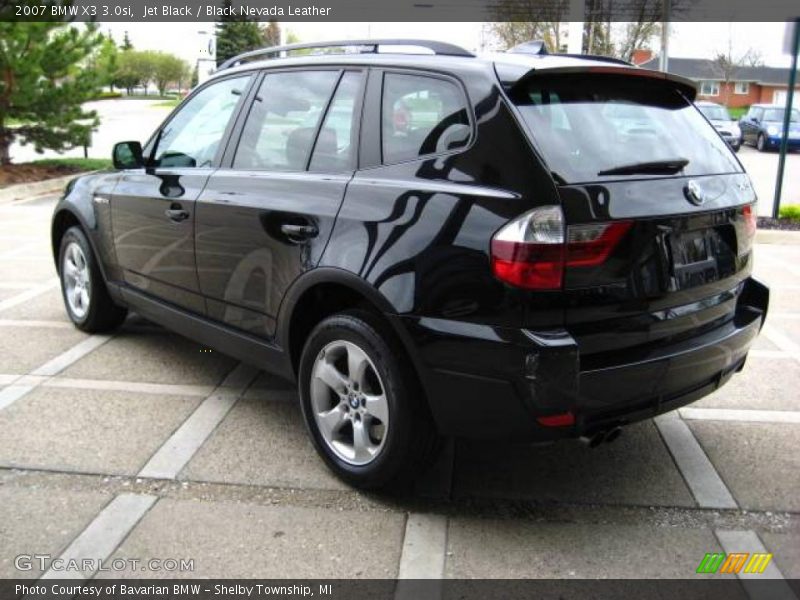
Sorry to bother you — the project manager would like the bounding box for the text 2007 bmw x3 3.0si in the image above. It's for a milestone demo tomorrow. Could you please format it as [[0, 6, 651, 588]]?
[[51, 39, 769, 489]]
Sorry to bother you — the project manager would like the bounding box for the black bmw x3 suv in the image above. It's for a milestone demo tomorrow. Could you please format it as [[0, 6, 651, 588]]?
[[52, 39, 769, 488]]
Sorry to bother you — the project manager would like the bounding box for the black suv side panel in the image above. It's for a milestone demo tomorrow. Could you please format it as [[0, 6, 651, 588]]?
[[320, 64, 562, 329]]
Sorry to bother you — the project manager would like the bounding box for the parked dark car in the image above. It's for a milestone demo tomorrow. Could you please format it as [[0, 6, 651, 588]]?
[[51, 40, 769, 489], [739, 103, 800, 152], [696, 101, 741, 151]]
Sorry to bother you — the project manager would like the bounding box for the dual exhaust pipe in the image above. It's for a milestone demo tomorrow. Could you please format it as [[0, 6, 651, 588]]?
[[580, 426, 623, 448]]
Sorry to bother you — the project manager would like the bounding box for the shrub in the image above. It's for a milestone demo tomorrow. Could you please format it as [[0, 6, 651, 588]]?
[[93, 91, 123, 100], [779, 205, 800, 221]]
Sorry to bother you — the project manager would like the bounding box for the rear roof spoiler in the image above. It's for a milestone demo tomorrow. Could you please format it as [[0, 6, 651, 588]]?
[[499, 64, 698, 102]]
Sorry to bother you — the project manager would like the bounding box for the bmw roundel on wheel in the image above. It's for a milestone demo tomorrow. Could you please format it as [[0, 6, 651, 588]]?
[[52, 39, 769, 490]]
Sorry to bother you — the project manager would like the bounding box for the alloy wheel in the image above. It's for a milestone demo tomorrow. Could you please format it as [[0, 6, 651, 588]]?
[[309, 340, 389, 466], [62, 241, 91, 319]]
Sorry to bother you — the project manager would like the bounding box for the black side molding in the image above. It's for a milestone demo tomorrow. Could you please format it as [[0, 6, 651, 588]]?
[[120, 286, 295, 382]]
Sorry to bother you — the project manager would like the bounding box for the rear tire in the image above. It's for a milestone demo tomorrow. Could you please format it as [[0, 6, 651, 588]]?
[[298, 310, 439, 490], [58, 226, 127, 333]]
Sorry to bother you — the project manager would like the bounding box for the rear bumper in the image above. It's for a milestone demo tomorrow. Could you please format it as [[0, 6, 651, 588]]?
[[394, 277, 769, 441]]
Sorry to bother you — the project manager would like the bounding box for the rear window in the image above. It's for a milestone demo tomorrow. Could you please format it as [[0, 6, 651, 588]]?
[[698, 104, 731, 121], [510, 74, 741, 183]]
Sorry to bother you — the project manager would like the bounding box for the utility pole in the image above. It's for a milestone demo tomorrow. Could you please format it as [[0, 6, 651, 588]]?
[[568, 0, 584, 54], [773, 19, 800, 219], [659, 1, 671, 72]]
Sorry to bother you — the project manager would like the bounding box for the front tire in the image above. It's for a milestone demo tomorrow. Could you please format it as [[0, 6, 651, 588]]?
[[58, 226, 127, 332], [757, 133, 767, 152], [298, 310, 438, 490]]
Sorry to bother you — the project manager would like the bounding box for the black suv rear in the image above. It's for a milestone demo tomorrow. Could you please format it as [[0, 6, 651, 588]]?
[[51, 40, 769, 489]]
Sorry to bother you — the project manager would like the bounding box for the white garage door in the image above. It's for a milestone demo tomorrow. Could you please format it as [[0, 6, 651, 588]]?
[[773, 90, 787, 106]]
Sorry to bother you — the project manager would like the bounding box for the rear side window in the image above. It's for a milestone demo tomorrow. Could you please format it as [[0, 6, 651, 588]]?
[[309, 71, 363, 172], [510, 74, 741, 183], [381, 73, 470, 164], [234, 70, 340, 171]]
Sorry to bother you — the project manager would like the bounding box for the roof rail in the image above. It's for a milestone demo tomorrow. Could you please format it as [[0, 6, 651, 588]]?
[[218, 39, 474, 70], [505, 39, 633, 66], [508, 41, 549, 56]]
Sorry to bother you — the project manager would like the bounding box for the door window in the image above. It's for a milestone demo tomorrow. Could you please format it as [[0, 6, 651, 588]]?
[[309, 71, 363, 172], [234, 70, 340, 171], [381, 73, 471, 164], [153, 76, 251, 169]]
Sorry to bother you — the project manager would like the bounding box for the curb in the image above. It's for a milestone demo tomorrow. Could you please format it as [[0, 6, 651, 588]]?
[[0, 173, 80, 204], [756, 228, 800, 245]]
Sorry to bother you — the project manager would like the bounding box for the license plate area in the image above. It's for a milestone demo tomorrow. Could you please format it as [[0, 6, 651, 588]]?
[[669, 228, 734, 289]]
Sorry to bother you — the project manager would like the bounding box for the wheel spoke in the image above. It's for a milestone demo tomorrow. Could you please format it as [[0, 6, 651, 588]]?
[[80, 288, 90, 311], [72, 286, 82, 307], [346, 344, 369, 388], [363, 392, 388, 424], [352, 419, 375, 462], [317, 406, 346, 440], [64, 259, 78, 279], [315, 360, 348, 394]]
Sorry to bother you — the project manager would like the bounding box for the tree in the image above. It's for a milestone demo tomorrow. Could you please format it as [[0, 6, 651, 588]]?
[[712, 36, 764, 106], [215, 0, 264, 66], [0, 22, 103, 165], [486, 0, 677, 61], [115, 50, 149, 94], [152, 52, 189, 96], [121, 30, 133, 51], [93, 33, 119, 91], [485, 0, 567, 52], [263, 20, 281, 47]]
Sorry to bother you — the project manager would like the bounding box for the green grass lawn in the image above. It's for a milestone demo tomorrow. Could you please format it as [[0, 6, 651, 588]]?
[[30, 158, 112, 170], [152, 98, 182, 108], [728, 107, 747, 120]]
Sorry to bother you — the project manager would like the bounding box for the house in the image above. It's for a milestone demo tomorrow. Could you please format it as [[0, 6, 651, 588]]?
[[632, 50, 799, 108]]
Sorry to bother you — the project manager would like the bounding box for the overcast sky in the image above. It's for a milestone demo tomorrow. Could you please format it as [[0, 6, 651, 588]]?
[[102, 21, 794, 67]]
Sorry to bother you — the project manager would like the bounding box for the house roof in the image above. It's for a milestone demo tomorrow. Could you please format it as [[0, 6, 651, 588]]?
[[640, 57, 794, 86]]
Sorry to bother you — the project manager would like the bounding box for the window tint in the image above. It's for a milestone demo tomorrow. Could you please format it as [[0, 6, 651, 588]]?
[[234, 70, 340, 171], [381, 73, 470, 164], [309, 71, 363, 172], [154, 76, 250, 168], [511, 74, 741, 183]]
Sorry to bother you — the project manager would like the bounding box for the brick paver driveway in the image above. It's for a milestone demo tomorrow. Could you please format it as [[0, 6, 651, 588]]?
[[0, 193, 798, 588]]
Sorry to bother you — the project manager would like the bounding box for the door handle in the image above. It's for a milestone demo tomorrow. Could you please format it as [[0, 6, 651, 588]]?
[[165, 207, 190, 222], [280, 223, 318, 241]]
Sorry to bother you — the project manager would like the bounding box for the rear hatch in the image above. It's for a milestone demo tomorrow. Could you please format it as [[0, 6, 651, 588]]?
[[506, 70, 758, 393]]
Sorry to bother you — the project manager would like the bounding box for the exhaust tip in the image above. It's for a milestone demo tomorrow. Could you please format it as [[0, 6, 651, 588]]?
[[580, 426, 623, 448], [580, 431, 606, 448], [604, 426, 623, 444]]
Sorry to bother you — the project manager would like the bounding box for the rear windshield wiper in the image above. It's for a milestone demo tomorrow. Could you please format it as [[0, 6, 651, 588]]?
[[598, 158, 689, 177]]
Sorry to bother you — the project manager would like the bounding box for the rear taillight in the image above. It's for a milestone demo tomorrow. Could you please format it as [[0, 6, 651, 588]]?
[[491, 206, 565, 290], [566, 221, 633, 267], [742, 204, 757, 239], [491, 206, 631, 290], [739, 204, 757, 256]]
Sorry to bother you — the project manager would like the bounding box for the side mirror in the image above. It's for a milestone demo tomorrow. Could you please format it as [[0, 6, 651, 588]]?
[[112, 141, 144, 170]]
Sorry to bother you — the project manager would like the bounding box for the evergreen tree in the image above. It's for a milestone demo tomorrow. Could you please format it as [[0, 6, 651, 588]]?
[[0, 22, 103, 164], [121, 30, 133, 51], [215, 0, 264, 67]]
